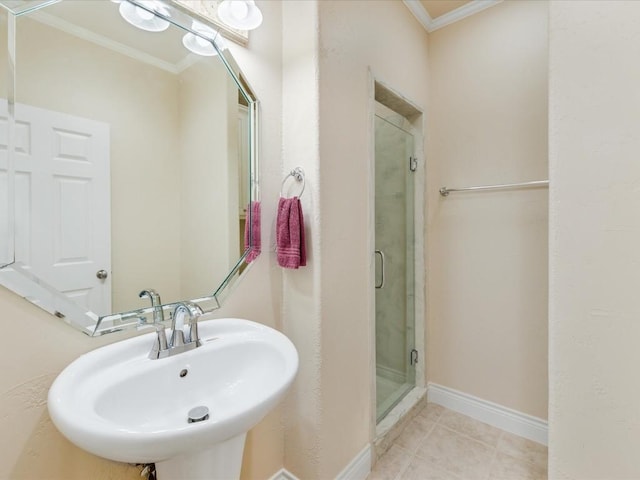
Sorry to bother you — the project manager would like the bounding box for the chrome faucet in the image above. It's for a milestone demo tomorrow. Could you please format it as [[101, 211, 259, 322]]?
[[139, 289, 169, 359], [167, 301, 204, 356], [139, 290, 204, 359]]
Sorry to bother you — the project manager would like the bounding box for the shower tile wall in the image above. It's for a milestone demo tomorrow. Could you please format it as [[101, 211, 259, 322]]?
[[375, 102, 415, 420], [375, 114, 409, 376]]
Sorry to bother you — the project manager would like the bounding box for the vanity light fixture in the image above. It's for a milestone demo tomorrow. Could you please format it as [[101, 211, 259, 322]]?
[[119, 0, 171, 32], [182, 21, 227, 56], [217, 0, 263, 31]]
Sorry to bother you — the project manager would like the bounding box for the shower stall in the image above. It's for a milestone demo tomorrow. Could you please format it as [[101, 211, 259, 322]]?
[[374, 102, 417, 422]]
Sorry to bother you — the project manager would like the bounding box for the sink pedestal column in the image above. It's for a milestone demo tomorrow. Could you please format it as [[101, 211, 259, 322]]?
[[155, 433, 247, 480]]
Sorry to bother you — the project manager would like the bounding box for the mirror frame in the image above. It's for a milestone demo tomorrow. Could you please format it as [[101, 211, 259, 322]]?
[[0, 0, 259, 336]]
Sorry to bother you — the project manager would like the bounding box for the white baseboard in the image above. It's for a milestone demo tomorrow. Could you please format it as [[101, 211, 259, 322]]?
[[268, 444, 372, 480], [335, 444, 372, 480], [427, 383, 548, 446]]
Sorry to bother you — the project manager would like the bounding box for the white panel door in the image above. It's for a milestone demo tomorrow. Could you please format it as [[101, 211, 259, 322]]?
[[9, 102, 111, 315]]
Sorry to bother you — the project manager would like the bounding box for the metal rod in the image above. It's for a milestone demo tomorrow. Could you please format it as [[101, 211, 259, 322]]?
[[439, 180, 548, 197]]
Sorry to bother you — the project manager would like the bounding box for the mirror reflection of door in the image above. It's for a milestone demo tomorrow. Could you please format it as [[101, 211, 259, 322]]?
[[0, 99, 9, 266], [18, 104, 111, 315], [1, 101, 112, 315]]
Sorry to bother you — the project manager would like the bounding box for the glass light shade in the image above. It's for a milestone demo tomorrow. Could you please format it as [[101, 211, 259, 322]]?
[[182, 21, 226, 57], [217, 0, 263, 31], [119, 1, 170, 32]]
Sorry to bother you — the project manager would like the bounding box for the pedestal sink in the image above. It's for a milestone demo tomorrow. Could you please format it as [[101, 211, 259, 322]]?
[[48, 318, 298, 480]]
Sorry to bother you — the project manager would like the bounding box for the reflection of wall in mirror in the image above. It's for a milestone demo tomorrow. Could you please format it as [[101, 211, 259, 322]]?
[[10, 14, 241, 313], [238, 104, 249, 274], [179, 60, 240, 299]]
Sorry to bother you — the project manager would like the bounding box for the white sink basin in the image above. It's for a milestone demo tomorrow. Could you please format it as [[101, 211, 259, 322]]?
[[48, 318, 298, 478]]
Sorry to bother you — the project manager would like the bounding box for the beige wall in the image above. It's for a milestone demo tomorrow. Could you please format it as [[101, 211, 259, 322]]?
[[280, 1, 429, 478], [427, 0, 549, 419], [0, 288, 143, 479], [218, 2, 285, 477], [0, 1, 285, 478], [280, 0, 322, 477], [549, 1, 640, 477]]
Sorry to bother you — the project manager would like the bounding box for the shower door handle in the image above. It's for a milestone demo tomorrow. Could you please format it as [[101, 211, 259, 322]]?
[[375, 250, 385, 289]]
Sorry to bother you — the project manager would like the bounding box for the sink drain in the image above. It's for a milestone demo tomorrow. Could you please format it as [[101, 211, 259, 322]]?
[[187, 406, 209, 423]]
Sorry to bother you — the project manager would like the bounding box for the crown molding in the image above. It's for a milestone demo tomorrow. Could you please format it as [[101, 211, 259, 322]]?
[[403, 0, 503, 33], [30, 11, 182, 74], [430, 0, 504, 31], [403, 0, 433, 32]]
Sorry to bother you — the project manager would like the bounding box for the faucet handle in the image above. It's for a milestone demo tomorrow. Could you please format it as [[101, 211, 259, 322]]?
[[185, 302, 204, 346]]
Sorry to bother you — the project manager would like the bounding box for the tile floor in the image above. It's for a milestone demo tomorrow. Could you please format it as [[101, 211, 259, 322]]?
[[368, 403, 547, 480]]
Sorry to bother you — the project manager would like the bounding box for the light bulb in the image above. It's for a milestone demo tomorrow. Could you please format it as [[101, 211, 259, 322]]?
[[118, 1, 170, 32], [182, 21, 226, 57], [217, 0, 263, 31], [229, 1, 248, 20], [136, 6, 154, 21]]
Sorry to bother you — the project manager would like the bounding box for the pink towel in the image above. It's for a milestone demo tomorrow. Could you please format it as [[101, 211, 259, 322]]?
[[244, 201, 261, 263], [277, 197, 306, 269]]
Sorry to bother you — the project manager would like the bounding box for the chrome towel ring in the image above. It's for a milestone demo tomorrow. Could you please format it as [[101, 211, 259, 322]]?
[[280, 167, 305, 198]]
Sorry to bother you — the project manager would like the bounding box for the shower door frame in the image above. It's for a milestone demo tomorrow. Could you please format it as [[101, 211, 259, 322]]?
[[368, 75, 427, 438]]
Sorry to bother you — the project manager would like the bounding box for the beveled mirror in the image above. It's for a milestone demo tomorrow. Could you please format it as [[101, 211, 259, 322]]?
[[0, 0, 259, 335]]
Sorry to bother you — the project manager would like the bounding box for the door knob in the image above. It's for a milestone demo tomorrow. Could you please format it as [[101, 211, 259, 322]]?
[[96, 270, 108, 280]]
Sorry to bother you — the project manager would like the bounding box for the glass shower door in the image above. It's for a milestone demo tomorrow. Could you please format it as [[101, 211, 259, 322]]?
[[374, 111, 416, 422]]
